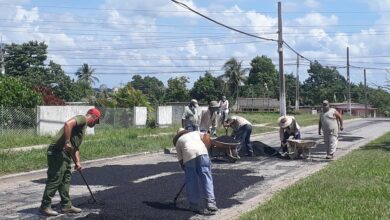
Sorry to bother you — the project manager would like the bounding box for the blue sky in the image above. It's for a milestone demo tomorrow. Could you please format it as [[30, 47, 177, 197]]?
[[0, 0, 389, 90]]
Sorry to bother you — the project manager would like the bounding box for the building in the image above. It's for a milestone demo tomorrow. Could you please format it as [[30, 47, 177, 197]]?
[[331, 102, 377, 117], [235, 97, 279, 112]]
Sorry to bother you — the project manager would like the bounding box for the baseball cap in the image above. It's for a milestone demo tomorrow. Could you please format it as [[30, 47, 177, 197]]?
[[322, 100, 330, 106], [87, 108, 101, 123]]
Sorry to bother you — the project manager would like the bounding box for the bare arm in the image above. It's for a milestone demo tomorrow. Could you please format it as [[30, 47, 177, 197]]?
[[73, 149, 82, 171], [63, 118, 77, 152], [334, 111, 344, 131]]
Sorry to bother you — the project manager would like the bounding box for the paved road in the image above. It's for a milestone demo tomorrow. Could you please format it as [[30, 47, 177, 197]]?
[[0, 118, 389, 220]]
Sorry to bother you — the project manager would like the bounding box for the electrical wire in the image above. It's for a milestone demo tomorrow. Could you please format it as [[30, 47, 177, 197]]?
[[170, 0, 277, 42]]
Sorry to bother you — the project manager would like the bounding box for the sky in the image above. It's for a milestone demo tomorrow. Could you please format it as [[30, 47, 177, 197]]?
[[0, 0, 389, 90]]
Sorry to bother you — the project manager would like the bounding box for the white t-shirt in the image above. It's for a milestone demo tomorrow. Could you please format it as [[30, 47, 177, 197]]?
[[175, 131, 209, 164], [219, 100, 229, 111], [230, 116, 251, 131]]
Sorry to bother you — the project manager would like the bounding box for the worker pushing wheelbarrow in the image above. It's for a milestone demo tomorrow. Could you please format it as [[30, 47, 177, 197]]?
[[209, 115, 254, 162], [278, 115, 319, 159]]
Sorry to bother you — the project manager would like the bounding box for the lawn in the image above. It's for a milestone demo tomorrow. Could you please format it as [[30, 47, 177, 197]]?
[[240, 132, 390, 220]]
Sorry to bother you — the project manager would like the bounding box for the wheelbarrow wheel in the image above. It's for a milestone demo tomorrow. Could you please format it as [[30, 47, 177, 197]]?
[[227, 155, 238, 163]]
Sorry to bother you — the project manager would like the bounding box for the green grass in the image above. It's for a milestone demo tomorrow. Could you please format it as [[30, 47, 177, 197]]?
[[0, 133, 52, 149], [0, 134, 174, 176], [240, 132, 390, 220]]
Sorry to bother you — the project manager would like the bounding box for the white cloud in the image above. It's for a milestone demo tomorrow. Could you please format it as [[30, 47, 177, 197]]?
[[304, 0, 320, 8], [295, 13, 338, 27], [184, 40, 198, 56], [14, 6, 39, 23]]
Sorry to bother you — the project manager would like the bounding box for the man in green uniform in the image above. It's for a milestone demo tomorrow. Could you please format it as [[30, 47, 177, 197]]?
[[39, 108, 101, 216]]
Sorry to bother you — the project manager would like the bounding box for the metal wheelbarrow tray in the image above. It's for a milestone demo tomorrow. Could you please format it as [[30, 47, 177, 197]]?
[[287, 139, 318, 160], [210, 136, 240, 163]]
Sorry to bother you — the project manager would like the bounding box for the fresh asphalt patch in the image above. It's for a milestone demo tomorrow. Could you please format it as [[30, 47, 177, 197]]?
[[29, 161, 265, 220]]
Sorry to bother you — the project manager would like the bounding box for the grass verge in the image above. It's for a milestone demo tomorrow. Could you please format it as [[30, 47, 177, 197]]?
[[0, 135, 173, 176], [240, 132, 390, 220]]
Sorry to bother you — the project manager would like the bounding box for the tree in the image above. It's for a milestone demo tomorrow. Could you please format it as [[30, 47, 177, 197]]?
[[190, 72, 223, 103], [4, 41, 90, 102], [75, 63, 99, 86], [301, 61, 348, 106], [164, 76, 190, 102], [0, 76, 42, 107], [247, 55, 279, 98], [130, 75, 166, 105], [114, 83, 152, 109], [285, 73, 299, 107], [4, 41, 47, 77], [221, 58, 248, 103]]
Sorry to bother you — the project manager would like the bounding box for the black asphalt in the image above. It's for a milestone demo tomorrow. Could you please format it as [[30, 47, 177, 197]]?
[[31, 161, 264, 220]]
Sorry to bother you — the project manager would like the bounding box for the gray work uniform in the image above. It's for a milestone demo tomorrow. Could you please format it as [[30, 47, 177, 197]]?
[[320, 108, 339, 155]]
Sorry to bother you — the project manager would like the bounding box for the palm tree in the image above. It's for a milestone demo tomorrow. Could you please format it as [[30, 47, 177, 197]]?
[[221, 58, 248, 104], [75, 63, 99, 86]]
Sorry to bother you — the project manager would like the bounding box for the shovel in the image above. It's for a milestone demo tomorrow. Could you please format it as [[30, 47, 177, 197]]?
[[70, 154, 98, 204], [173, 183, 186, 207]]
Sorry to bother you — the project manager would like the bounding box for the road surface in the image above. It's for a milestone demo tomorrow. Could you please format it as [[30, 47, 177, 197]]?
[[0, 118, 389, 220]]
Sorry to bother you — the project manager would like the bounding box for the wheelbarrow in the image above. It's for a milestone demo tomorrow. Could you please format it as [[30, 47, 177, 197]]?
[[209, 136, 240, 163], [287, 139, 318, 160]]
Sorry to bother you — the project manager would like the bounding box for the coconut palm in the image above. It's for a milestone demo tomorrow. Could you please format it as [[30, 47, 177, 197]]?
[[75, 63, 99, 86], [221, 58, 248, 103]]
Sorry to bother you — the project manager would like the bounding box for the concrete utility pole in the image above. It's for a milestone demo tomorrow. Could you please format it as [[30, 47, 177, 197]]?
[[278, 1, 286, 116], [364, 69, 368, 118], [295, 54, 300, 111], [347, 47, 351, 115], [0, 42, 5, 75]]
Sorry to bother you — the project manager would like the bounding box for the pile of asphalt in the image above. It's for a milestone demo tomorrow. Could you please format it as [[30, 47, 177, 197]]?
[[214, 136, 239, 144]]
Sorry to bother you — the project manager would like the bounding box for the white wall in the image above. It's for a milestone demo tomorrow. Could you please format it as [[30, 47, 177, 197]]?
[[134, 106, 147, 126], [37, 106, 94, 136], [157, 106, 172, 127]]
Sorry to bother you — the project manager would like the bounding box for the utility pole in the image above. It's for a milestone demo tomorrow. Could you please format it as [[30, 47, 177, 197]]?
[[295, 54, 300, 111], [347, 47, 351, 115], [0, 38, 5, 75], [364, 69, 368, 118], [278, 1, 286, 116]]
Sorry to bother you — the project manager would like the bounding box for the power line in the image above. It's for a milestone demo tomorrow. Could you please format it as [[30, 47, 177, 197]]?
[[1, 3, 390, 14], [171, 0, 277, 42]]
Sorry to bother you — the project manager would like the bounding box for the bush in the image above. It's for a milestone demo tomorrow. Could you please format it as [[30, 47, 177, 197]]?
[[0, 76, 42, 107]]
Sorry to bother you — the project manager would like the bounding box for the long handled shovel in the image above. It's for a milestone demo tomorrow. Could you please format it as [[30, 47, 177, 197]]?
[[70, 155, 98, 203], [173, 183, 186, 207]]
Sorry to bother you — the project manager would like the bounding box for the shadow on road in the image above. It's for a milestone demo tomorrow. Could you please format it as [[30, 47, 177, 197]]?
[[28, 161, 264, 220]]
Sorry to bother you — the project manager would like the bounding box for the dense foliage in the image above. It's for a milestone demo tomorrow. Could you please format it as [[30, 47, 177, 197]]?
[[0, 76, 42, 107], [3, 41, 389, 115]]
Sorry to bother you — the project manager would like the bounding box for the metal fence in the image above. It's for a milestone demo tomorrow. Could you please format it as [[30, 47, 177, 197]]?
[[0, 107, 158, 136], [0, 106, 37, 135]]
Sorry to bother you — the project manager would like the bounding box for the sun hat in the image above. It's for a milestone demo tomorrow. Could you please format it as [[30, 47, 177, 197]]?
[[173, 128, 190, 146], [278, 115, 293, 128], [190, 99, 198, 105]]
